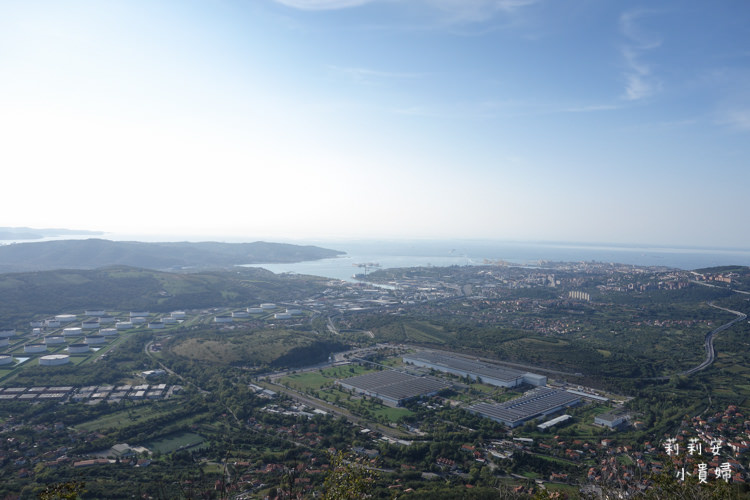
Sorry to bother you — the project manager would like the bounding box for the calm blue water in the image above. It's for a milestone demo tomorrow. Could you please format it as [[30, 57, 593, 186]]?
[[244, 240, 750, 282], [5, 235, 749, 280]]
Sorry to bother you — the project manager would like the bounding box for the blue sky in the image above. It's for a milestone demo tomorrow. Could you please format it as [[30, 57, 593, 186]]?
[[1, 0, 749, 247]]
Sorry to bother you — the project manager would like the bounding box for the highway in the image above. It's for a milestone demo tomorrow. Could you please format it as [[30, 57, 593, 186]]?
[[679, 302, 747, 376]]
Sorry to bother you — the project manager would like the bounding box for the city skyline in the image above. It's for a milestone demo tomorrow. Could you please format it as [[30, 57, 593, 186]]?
[[2, 1, 749, 247]]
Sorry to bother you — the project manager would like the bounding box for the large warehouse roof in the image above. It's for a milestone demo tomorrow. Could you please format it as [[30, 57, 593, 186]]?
[[468, 388, 581, 427], [338, 370, 449, 403], [404, 351, 526, 383]]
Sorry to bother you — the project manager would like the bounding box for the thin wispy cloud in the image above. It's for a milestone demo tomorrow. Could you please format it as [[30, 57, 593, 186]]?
[[273, 0, 375, 10], [560, 104, 621, 113], [273, 0, 540, 23], [329, 65, 425, 84], [427, 0, 539, 23], [619, 10, 662, 101], [719, 109, 750, 131]]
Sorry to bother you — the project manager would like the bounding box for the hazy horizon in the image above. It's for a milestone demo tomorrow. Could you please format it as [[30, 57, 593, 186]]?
[[2, 1, 749, 248]]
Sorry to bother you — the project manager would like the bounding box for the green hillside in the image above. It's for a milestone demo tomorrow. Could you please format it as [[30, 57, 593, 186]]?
[[0, 239, 344, 272], [0, 266, 328, 326]]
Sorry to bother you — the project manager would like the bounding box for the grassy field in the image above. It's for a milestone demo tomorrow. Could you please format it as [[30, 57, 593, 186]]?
[[146, 431, 205, 454], [281, 366, 417, 424], [170, 329, 317, 366], [75, 402, 186, 432], [280, 364, 371, 392]]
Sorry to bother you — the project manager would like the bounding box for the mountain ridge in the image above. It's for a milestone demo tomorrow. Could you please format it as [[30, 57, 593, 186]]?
[[0, 239, 345, 272]]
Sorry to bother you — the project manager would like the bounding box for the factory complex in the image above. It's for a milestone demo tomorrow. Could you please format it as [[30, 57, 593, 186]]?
[[337, 370, 449, 407], [403, 350, 547, 388], [0, 384, 181, 404], [468, 387, 582, 428]]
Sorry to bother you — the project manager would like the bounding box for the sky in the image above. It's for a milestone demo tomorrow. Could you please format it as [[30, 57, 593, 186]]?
[[1, 0, 749, 247]]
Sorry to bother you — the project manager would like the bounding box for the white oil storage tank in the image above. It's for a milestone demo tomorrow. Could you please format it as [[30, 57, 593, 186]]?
[[40, 354, 70, 366], [68, 343, 90, 354], [24, 344, 47, 354]]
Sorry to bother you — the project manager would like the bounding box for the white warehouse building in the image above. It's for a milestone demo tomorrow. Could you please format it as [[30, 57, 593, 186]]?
[[403, 351, 547, 388]]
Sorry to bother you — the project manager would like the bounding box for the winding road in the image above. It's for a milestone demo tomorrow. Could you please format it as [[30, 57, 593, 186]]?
[[679, 302, 747, 376], [649, 302, 747, 381]]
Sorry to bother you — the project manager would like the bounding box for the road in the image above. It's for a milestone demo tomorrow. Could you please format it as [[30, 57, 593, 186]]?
[[649, 302, 747, 381], [679, 303, 747, 376]]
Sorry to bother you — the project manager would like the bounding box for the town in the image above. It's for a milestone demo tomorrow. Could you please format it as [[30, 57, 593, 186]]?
[[0, 262, 749, 498]]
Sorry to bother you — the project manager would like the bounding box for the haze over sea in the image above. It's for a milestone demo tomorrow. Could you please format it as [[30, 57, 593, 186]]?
[[243, 240, 750, 282], [4, 234, 749, 281]]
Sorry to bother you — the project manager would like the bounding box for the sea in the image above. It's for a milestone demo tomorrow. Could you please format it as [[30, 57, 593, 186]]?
[[242, 240, 750, 282], [3, 235, 750, 282]]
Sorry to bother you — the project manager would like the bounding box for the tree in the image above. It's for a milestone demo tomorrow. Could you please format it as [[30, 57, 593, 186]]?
[[322, 451, 376, 500], [37, 481, 86, 500]]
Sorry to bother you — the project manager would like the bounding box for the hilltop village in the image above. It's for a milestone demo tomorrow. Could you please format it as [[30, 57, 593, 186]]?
[[0, 262, 749, 498]]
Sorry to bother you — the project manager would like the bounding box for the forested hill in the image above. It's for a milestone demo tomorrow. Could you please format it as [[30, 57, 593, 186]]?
[[0, 266, 329, 325], [0, 239, 344, 272]]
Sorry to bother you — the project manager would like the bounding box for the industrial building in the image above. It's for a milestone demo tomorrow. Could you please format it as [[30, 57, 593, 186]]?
[[403, 351, 547, 388], [594, 410, 630, 429], [337, 370, 449, 407], [538, 414, 572, 431], [468, 387, 581, 428]]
